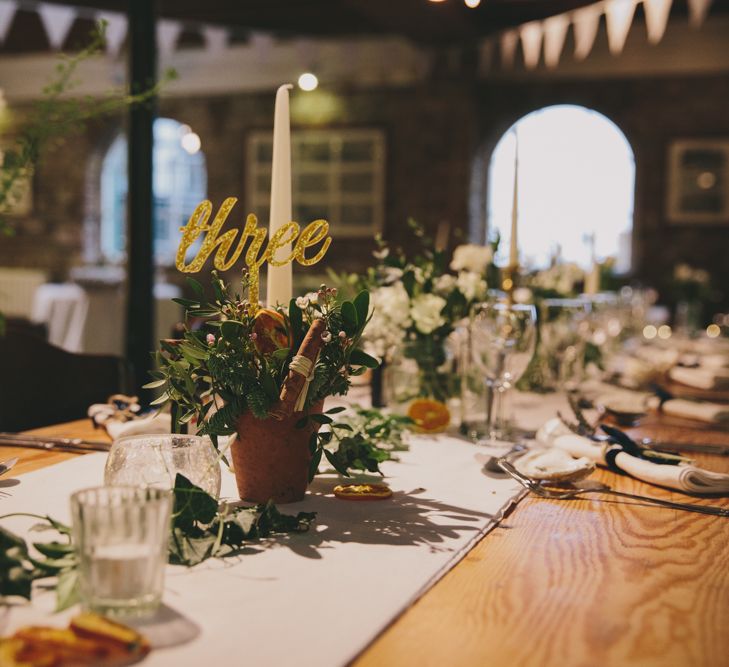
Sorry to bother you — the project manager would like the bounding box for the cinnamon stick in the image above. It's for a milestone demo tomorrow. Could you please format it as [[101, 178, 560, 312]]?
[[269, 318, 327, 420]]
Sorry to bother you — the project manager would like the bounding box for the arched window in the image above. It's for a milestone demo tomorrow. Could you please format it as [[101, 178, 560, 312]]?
[[487, 105, 635, 272], [100, 118, 207, 265]]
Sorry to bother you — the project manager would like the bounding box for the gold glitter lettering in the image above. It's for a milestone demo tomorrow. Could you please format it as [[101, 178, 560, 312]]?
[[295, 219, 331, 266]]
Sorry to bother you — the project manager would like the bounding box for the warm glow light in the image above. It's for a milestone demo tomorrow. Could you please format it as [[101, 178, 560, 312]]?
[[707, 324, 721, 338], [465, 0, 481, 7], [181, 131, 201, 155], [298, 72, 319, 91], [643, 325, 657, 340], [657, 325, 672, 340]]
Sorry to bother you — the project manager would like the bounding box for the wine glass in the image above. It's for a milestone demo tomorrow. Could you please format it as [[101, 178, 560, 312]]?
[[469, 302, 537, 445], [540, 298, 591, 391]]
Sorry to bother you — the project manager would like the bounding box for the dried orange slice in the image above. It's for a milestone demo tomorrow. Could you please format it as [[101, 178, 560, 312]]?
[[407, 398, 451, 433], [333, 483, 392, 501]]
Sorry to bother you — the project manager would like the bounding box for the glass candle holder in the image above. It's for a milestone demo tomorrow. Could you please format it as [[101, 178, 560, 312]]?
[[71, 486, 172, 618], [104, 434, 222, 497]]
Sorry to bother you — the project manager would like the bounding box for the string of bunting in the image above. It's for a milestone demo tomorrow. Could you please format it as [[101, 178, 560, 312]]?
[[483, 0, 714, 72]]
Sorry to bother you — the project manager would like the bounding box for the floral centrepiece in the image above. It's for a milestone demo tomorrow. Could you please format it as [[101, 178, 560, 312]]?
[[339, 221, 495, 411], [148, 272, 378, 502]]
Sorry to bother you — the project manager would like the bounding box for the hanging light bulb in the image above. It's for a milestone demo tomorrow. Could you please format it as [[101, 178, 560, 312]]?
[[465, 0, 481, 7], [298, 72, 319, 91]]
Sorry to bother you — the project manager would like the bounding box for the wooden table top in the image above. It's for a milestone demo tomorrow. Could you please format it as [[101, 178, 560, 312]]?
[[3, 414, 729, 667]]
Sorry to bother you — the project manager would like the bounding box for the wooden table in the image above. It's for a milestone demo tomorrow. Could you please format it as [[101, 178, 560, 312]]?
[[3, 416, 729, 667]]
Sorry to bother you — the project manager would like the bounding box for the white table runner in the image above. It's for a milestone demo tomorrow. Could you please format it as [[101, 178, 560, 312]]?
[[1, 434, 524, 666]]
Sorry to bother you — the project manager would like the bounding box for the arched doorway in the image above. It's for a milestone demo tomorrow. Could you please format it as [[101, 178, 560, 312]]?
[[486, 105, 635, 272]]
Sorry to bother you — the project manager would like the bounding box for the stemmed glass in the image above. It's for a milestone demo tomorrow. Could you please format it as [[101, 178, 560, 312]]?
[[469, 302, 537, 445], [540, 298, 591, 391]]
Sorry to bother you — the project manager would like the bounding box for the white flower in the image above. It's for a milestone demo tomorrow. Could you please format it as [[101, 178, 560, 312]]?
[[321, 331, 332, 343], [410, 293, 447, 334], [456, 271, 487, 302], [450, 244, 493, 274], [364, 283, 412, 358], [434, 274, 457, 295], [382, 266, 404, 284], [412, 266, 426, 285], [295, 296, 310, 309]]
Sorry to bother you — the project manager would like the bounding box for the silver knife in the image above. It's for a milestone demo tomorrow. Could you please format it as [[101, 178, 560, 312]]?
[[0, 433, 111, 453]]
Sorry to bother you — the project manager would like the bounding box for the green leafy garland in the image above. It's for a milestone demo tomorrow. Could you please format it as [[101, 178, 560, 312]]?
[[0, 474, 316, 610]]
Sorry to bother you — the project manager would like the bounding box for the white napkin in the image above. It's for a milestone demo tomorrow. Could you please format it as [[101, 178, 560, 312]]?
[[105, 412, 172, 440], [669, 366, 729, 390], [679, 353, 729, 370], [648, 397, 729, 424], [536, 418, 729, 495]]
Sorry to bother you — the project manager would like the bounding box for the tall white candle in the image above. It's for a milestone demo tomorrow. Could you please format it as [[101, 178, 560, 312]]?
[[509, 130, 519, 267], [267, 83, 294, 307]]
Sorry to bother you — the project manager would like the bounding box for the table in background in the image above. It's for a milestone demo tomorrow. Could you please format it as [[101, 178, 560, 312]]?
[[3, 414, 728, 667]]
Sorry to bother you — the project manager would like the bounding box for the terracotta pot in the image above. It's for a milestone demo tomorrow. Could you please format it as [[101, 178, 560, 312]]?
[[230, 402, 323, 504]]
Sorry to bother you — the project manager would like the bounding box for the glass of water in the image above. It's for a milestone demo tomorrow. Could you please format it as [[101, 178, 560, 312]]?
[[71, 486, 172, 618]]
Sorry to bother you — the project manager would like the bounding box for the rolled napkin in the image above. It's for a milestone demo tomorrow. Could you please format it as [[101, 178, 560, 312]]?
[[536, 418, 729, 494], [678, 353, 729, 370], [647, 396, 729, 424], [88, 396, 172, 440], [669, 366, 729, 390]]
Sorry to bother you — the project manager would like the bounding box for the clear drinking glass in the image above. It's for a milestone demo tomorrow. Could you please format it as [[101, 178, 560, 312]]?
[[104, 434, 222, 497], [71, 486, 172, 618], [469, 302, 537, 445], [540, 298, 591, 391]]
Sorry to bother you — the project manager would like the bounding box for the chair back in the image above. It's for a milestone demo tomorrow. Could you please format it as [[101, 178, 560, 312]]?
[[0, 325, 128, 431]]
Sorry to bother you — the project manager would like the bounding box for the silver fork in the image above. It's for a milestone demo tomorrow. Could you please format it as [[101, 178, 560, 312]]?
[[497, 458, 729, 517]]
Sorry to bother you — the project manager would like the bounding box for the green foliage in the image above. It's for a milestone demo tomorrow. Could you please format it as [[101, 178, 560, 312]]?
[[149, 273, 376, 449], [169, 474, 316, 567], [305, 406, 412, 480], [0, 514, 78, 611], [0, 20, 177, 234]]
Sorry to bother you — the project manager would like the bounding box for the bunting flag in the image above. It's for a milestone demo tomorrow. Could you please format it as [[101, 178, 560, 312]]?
[[572, 3, 602, 60], [519, 21, 543, 69], [157, 19, 182, 58], [97, 11, 127, 57], [203, 26, 228, 55], [543, 14, 570, 68], [688, 0, 713, 27], [0, 0, 16, 43], [500, 29, 519, 68], [605, 0, 638, 55], [643, 0, 673, 44], [37, 2, 76, 50]]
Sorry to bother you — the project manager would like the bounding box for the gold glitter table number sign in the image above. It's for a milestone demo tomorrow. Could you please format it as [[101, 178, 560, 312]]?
[[175, 197, 332, 305]]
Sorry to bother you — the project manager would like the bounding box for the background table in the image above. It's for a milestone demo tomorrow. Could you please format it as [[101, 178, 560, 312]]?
[[3, 414, 729, 667]]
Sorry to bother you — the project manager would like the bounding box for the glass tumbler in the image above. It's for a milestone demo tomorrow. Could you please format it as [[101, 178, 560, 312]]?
[[71, 486, 172, 618], [104, 434, 222, 498]]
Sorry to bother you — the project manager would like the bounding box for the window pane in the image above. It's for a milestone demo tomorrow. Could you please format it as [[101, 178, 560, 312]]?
[[256, 141, 273, 163], [297, 141, 330, 162], [342, 141, 374, 162], [298, 172, 329, 193], [297, 204, 332, 224], [341, 171, 374, 193], [341, 204, 373, 226]]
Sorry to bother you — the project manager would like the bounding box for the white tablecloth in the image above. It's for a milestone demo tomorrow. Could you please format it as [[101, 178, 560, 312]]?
[[0, 434, 524, 666]]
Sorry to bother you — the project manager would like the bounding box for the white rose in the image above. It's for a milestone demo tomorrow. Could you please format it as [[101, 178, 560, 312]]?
[[456, 271, 487, 302], [513, 287, 533, 304], [364, 283, 412, 358], [410, 293, 447, 334], [434, 274, 457, 295], [450, 244, 493, 274]]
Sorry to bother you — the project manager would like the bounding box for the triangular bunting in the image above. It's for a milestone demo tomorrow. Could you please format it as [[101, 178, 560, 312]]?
[[644, 0, 673, 44], [203, 26, 228, 55], [500, 30, 519, 68], [543, 14, 570, 68], [97, 11, 127, 57], [688, 0, 713, 28], [572, 3, 602, 60], [0, 0, 16, 43], [605, 0, 637, 55], [37, 2, 76, 50], [157, 19, 182, 58], [519, 21, 543, 69]]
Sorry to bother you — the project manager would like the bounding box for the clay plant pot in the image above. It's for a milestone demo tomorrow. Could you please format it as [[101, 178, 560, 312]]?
[[230, 401, 323, 504]]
